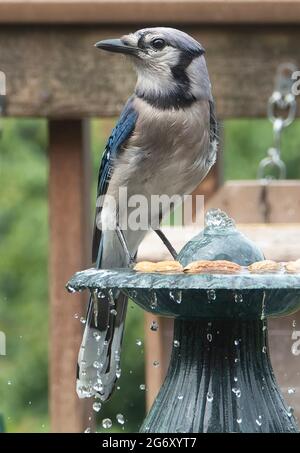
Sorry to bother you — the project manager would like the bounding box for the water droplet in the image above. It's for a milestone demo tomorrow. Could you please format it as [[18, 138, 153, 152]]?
[[98, 291, 106, 299], [287, 406, 294, 418], [93, 332, 101, 341], [80, 317, 86, 324], [234, 339, 240, 346], [108, 289, 115, 306], [102, 418, 112, 429], [288, 388, 296, 395], [292, 320, 296, 328], [153, 360, 159, 367], [150, 291, 158, 310], [7, 380, 12, 386], [116, 368, 121, 378], [255, 416, 262, 426], [93, 382, 104, 393], [74, 313, 79, 319], [150, 321, 158, 331], [262, 346, 267, 353], [28, 401, 32, 406], [170, 290, 182, 304], [136, 339, 142, 347], [116, 413, 125, 425], [78, 385, 94, 398], [67, 285, 76, 293], [117, 386, 121, 390], [139, 384, 146, 391], [93, 361, 101, 369], [232, 387, 241, 398], [207, 333, 213, 342], [262, 325, 267, 331], [234, 377, 238, 382], [84, 427, 91, 433], [234, 293, 243, 303], [207, 289, 216, 303], [110, 309, 117, 316], [173, 340, 180, 348], [93, 401, 102, 412], [178, 395, 183, 400], [234, 358, 239, 363], [237, 418, 242, 424], [206, 392, 214, 402]]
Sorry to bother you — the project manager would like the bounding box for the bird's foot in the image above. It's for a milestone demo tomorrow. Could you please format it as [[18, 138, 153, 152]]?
[[116, 225, 136, 267], [154, 229, 178, 260]]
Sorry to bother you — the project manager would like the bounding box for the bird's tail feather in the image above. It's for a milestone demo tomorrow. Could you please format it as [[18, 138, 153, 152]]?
[[76, 291, 128, 400], [76, 230, 128, 401]]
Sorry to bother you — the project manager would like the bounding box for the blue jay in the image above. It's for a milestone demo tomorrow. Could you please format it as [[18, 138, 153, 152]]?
[[77, 27, 218, 401]]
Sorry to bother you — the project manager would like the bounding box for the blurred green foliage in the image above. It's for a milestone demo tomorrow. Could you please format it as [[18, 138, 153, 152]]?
[[0, 117, 299, 432]]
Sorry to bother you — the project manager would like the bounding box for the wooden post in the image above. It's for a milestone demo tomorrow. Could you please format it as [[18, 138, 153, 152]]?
[[48, 119, 91, 433]]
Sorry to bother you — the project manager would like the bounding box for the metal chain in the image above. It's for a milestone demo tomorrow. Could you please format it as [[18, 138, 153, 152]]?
[[257, 63, 297, 180]]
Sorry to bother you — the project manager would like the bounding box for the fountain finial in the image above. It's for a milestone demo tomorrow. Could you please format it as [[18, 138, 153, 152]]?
[[205, 208, 236, 230], [178, 209, 263, 266]]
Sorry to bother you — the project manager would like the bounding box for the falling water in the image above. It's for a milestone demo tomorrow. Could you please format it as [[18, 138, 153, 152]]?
[[207, 289, 216, 303], [169, 290, 182, 304]]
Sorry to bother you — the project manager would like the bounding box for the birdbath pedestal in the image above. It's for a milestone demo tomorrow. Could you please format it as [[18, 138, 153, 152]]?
[[67, 211, 300, 433]]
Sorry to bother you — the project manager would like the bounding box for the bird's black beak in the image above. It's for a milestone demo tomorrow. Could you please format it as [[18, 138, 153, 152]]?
[[95, 39, 139, 56]]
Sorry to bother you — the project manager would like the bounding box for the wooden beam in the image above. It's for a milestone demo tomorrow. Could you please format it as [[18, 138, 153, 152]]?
[[1, 25, 300, 118], [1, 1, 300, 25], [138, 223, 300, 262], [206, 180, 300, 224], [49, 119, 92, 433]]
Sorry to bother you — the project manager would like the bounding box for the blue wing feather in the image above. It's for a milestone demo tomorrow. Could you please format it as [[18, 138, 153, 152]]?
[[92, 96, 138, 263]]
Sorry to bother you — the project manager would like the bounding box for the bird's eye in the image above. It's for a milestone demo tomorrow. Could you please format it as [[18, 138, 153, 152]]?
[[151, 38, 166, 50]]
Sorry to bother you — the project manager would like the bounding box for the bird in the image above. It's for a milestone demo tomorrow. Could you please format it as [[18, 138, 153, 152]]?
[[77, 27, 218, 401]]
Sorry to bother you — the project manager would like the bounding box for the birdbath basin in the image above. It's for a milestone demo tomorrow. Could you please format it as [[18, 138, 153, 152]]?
[[67, 210, 300, 433]]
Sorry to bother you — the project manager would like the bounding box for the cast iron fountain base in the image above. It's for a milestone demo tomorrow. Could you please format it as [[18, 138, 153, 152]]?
[[140, 318, 297, 433], [67, 210, 300, 433]]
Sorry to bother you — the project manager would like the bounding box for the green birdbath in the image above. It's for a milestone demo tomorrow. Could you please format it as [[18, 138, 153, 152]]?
[[67, 210, 300, 433]]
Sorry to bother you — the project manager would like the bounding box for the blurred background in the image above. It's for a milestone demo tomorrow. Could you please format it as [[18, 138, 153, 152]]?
[[1, 0, 300, 433], [1, 118, 300, 432]]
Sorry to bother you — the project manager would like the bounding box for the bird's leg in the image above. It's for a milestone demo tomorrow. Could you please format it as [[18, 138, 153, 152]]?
[[116, 225, 135, 266], [154, 229, 178, 260]]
